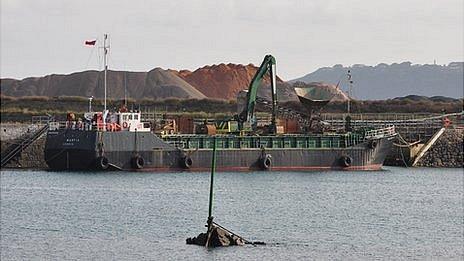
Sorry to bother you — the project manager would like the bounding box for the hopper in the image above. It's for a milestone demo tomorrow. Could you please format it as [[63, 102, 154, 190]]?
[[294, 86, 335, 113]]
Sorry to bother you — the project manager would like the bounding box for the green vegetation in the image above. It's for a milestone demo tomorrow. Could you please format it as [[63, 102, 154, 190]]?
[[0, 96, 238, 122], [282, 99, 463, 114], [1, 95, 462, 122]]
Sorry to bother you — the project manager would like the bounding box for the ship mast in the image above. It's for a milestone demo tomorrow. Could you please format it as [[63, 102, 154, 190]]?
[[103, 34, 109, 113], [345, 69, 353, 132], [124, 71, 128, 107], [347, 69, 353, 114]]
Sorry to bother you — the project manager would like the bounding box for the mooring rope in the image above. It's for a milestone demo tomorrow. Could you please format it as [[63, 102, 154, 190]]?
[[399, 144, 409, 168], [391, 132, 415, 167], [393, 132, 418, 147]]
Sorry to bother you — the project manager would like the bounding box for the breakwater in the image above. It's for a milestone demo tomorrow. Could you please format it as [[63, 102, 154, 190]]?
[[415, 128, 463, 168], [1, 123, 47, 169], [1, 123, 41, 141], [2, 136, 47, 168]]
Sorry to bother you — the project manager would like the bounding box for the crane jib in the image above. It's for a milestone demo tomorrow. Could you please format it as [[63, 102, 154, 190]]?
[[240, 55, 278, 133]]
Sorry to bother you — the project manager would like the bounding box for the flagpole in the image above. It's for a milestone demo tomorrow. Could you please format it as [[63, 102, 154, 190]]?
[[103, 34, 108, 114]]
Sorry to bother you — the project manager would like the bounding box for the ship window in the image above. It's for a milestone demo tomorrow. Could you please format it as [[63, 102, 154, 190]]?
[[129, 115, 133, 120], [134, 114, 139, 120], [123, 115, 128, 121]]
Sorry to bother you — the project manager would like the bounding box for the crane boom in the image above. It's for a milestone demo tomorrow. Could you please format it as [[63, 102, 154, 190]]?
[[238, 55, 278, 133]]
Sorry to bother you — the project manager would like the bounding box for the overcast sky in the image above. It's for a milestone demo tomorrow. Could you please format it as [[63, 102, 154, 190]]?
[[1, 0, 463, 80]]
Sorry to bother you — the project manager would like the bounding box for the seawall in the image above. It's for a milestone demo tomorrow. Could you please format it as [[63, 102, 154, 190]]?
[[415, 128, 463, 168], [1, 123, 47, 169]]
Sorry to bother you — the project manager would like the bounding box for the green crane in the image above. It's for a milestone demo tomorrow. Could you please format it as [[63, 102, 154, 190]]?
[[238, 54, 278, 134]]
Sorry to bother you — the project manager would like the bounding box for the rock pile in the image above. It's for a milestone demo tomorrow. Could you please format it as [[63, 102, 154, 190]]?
[[416, 128, 463, 167]]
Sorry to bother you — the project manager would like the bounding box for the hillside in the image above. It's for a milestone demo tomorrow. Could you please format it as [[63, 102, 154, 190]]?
[[291, 62, 464, 100], [392, 95, 459, 103], [2, 61, 462, 101], [0, 68, 206, 100]]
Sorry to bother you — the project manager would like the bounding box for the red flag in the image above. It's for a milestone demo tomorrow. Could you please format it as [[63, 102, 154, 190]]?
[[85, 40, 96, 46]]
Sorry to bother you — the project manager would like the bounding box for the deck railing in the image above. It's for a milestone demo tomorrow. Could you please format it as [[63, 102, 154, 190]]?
[[364, 126, 396, 140], [48, 121, 122, 132]]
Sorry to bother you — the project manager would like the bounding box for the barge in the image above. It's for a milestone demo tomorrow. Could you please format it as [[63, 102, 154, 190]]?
[[44, 50, 396, 171], [44, 112, 396, 171]]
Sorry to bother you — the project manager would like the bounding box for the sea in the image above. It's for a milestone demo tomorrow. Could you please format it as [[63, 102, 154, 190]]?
[[1, 167, 463, 260]]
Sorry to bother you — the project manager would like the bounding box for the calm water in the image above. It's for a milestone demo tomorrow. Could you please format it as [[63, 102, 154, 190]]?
[[1, 167, 463, 260]]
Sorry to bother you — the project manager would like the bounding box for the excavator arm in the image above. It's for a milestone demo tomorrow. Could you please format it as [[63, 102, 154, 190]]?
[[238, 54, 278, 133]]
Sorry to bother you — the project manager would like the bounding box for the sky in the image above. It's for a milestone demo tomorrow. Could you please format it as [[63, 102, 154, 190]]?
[[1, 0, 463, 80]]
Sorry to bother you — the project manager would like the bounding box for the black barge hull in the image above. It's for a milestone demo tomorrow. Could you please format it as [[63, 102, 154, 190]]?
[[45, 130, 393, 171]]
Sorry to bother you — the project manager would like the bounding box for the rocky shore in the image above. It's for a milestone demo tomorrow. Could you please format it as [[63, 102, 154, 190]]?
[[415, 128, 463, 168]]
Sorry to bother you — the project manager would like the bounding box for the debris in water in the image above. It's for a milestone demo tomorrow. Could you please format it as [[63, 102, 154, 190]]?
[[186, 221, 245, 247], [186, 137, 264, 247]]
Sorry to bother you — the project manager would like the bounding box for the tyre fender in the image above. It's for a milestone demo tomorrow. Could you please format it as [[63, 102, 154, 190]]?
[[259, 154, 272, 170], [131, 155, 144, 169], [180, 156, 193, 169], [339, 155, 352, 168], [96, 156, 109, 170]]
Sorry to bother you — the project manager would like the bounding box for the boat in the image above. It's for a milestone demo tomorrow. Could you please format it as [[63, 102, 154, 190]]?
[[44, 39, 396, 171], [45, 120, 396, 171]]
